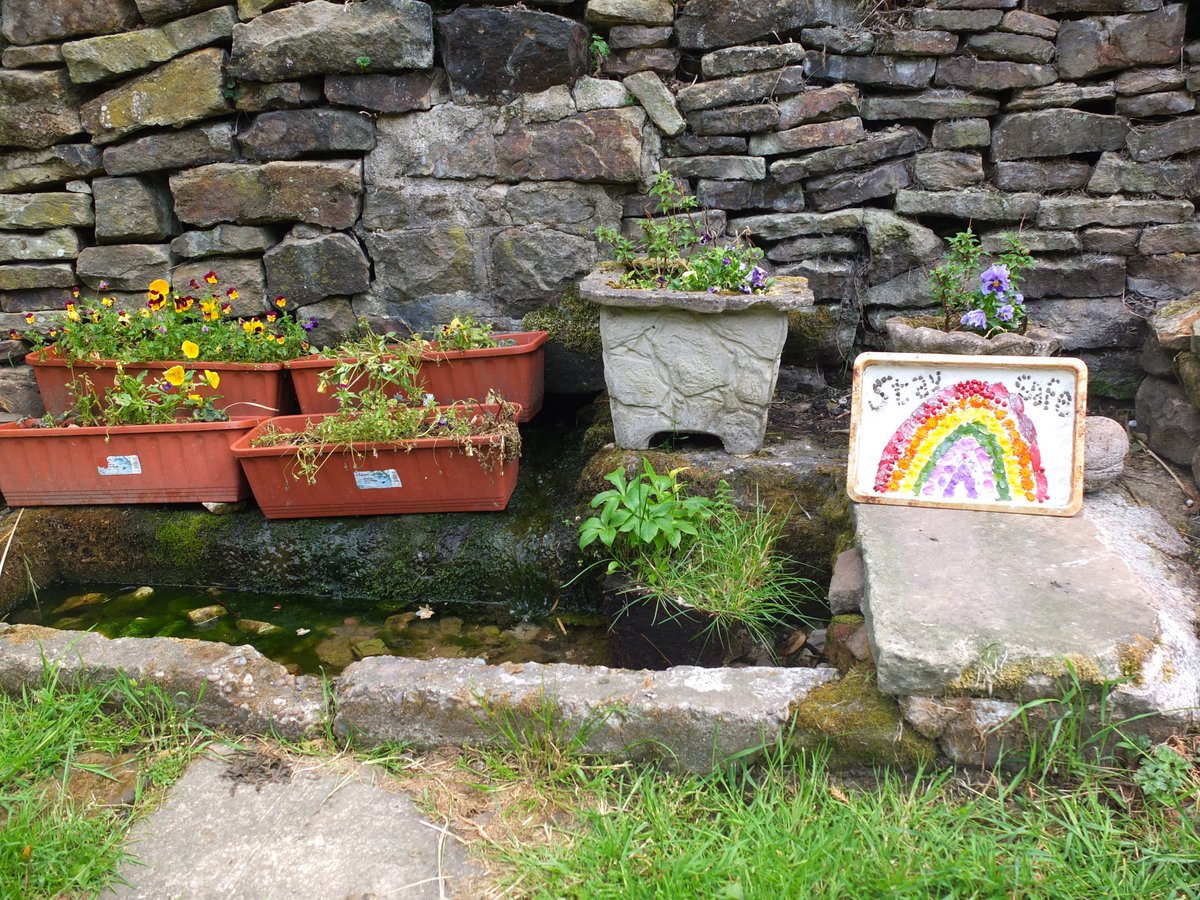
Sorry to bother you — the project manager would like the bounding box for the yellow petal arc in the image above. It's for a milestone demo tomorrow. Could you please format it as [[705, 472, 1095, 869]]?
[[164, 365, 185, 387], [204, 370, 220, 390], [181, 340, 200, 359], [148, 278, 170, 296]]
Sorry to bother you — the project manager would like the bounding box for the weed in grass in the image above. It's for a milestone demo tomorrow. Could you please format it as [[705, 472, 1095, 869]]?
[[0, 666, 209, 899]]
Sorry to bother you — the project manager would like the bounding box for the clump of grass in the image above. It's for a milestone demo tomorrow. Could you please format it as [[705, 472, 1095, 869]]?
[[0, 666, 209, 899]]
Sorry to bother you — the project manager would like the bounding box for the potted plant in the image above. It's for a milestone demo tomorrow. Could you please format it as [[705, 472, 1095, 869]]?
[[578, 459, 820, 669], [0, 366, 260, 505], [579, 172, 814, 454], [285, 316, 548, 422], [883, 229, 1062, 356], [231, 338, 523, 519], [18, 273, 317, 415]]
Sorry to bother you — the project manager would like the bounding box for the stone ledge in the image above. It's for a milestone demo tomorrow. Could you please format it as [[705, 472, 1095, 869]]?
[[580, 261, 814, 313]]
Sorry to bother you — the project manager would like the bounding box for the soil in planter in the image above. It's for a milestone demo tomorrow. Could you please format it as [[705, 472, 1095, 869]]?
[[6, 584, 610, 674]]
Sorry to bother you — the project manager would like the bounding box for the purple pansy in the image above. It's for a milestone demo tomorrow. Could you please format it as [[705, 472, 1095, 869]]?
[[1011, 292, 1024, 306], [961, 308, 987, 329], [980, 264, 1011, 296], [997, 304, 1014, 322]]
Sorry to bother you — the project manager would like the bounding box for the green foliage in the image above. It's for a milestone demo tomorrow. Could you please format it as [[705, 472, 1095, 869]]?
[[595, 172, 772, 295], [48, 366, 227, 427], [1130, 741, 1197, 807], [18, 275, 314, 364], [355, 55, 371, 69], [434, 315, 514, 352], [588, 33, 610, 73], [928, 229, 1034, 336], [578, 459, 715, 575]]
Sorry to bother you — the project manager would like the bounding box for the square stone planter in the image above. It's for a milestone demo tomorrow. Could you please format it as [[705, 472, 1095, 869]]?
[[580, 262, 814, 454]]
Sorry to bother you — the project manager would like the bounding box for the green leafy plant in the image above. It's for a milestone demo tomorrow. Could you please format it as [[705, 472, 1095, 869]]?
[[929, 229, 1034, 336], [1132, 742, 1196, 807], [355, 55, 372, 69], [16, 274, 316, 365], [25, 365, 226, 428], [588, 33, 610, 73], [595, 172, 772, 295], [434, 315, 516, 352]]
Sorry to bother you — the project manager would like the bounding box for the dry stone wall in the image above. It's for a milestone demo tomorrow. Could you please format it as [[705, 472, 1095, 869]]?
[[0, 0, 1197, 410]]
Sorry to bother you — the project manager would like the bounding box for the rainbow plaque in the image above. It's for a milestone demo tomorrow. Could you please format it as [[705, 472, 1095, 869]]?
[[848, 352, 1088, 516]]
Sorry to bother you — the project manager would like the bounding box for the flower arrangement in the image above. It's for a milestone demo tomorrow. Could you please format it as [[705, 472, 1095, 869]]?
[[595, 171, 771, 295], [434, 315, 517, 352], [929, 230, 1034, 336], [16, 272, 316, 364], [26, 366, 226, 428]]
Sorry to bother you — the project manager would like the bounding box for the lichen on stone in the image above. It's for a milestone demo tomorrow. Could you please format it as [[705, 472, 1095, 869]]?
[[948, 652, 1105, 699], [521, 282, 602, 357]]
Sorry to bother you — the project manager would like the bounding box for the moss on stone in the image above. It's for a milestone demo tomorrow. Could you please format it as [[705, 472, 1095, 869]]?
[[948, 653, 1105, 698], [1118, 635, 1156, 685], [830, 613, 864, 627], [791, 666, 938, 768], [152, 511, 231, 565], [522, 282, 602, 357]]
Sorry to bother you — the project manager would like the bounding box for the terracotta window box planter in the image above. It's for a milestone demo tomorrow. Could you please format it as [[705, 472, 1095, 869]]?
[[229, 405, 523, 520], [579, 263, 814, 454], [26, 346, 295, 417], [0, 417, 262, 506], [284, 331, 548, 422]]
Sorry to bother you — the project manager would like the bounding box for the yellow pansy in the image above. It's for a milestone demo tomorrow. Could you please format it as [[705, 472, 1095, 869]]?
[[164, 365, 185, 387], [187, 393, 202, 403], [148, 278, 170, 297], [203, 370, 220, 390], [181, 340, 200, 359]]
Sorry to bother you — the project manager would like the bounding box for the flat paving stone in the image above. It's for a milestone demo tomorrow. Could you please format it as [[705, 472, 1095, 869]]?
[[104, 748, 473, 900], [857, 501, 1162, 697]]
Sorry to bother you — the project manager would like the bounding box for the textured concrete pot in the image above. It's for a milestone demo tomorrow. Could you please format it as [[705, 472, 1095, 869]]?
[[580, 263, 814, 454], [883, 316, 1063, 357]]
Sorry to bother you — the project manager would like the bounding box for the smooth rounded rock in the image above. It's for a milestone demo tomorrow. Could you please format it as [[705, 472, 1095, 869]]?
[[1084, 416, 1129, 493]]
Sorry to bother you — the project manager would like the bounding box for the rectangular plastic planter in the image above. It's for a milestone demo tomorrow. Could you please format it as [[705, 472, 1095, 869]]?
[[0, 418, 262, 505], [284, 331, 548, 422], [27, 347, 295, 417], [229, 408, 522, 520]]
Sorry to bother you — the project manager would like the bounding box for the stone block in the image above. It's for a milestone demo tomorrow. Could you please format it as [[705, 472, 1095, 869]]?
[[874, 30, 958, 56], [93, 176, 179, 244], [932, 117, 990, 149], [992, 109, 1128, 160], [0, 229, 81, 263], [776, 84, 860, 129], [700, 43, 807, 79], [1024, 255, 1127, 299], [0, 264, 75, 292], [325, 72, 446, 113], [964, 32, 1055, 63], [1116, 91, 1195, 119], [0, 70, 85, 150], [804, 53, 936, 89], [674, 0, 858, 51], [599, 47, 681, 77], [1006, 82, 1116, 112], [1028, 0, 1160, 10], [1080, 227, 1138, 255], [676, 67, 807, 113], [607, 25, 672, 50], [1127, 254, 1200, 302], [775, 257, 857, 300], [1080, 348, 1142, 400], [911, 8, 1002, 30], [807, 160, 912, 212], [828, 548, 864, 614], [1037, 198, 1194, 229], [171, 225, 277, 260], [998, 9, 1058, 39], [1028, 297, 1141, 349], [172, 257, 267, 315], [0, 365, 44, 417], [80, 49, 232, 145], [239, 110, 377, 161], [727, 210, 864, 242], [860, 90, 998, 121], [584, 0, 674, 27], [693, 179, 806, 213], [1128, 116, 1200, 162], [894, 189, 1040, 221], [993, 159, 1092, 192], [61, 6, 237, 84], [133, 0, 229, 25], [1140, 224, 1200, 256], [437, 7, 587, 101], [75, 244, 172, 291], [688, 104, 780, 136], [662, 155, 766, 181], [1, 0, 139, 45], [1136, 377, 1200, 466], [362, 227, 489, 302], [264, 232, 370, 307], [102, 122, 237, 177], [749, 117, 865, 156], [1116, 68, 1186, 96], [623, 71, 685, 137], [1057, 5, 1185, 81], [235, 80, 325, 113], [766, 234, 860, 262], [490, 225, 602, 303], [228, 0, 434, 81], [1148, 292, 1200, 350], [772, 127, 927, 183], [171, 161, 363, 229], [0, 193, 93, 231], [800, 26, 874, 54], [664, 135, 747, 156], [572, 76, 631, 112], [934, 57, 1057, 90], [980, 230, 1079, 253], [1087, 152, 1200, 197], [861, 209, 944, 286], [1, 45, 65, 68], [913, 151, 984, 189]]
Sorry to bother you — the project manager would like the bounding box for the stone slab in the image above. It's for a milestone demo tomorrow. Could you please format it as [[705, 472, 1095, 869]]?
[[103, 749, 472, 899], [335, 656, 838, 773], [857, 502, 1162, 698]]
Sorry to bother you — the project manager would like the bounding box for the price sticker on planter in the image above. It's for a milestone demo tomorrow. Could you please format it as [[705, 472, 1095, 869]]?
[[354, 469, 403, 490], [97, 455, 143, 477]]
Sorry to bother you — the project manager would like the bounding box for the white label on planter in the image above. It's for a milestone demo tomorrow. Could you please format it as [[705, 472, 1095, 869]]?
[[97, 455, 142, 476], [354, 469, 402, 490]]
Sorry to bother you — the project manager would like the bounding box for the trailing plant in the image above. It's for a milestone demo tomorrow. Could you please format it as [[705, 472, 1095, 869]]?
[[314, 324, 429, 408], [24, 364, 226, 428], [16, 274, 317, 364], [929, 229, 1034, 336], [434, 315, 516, 352], [595, 171, 772, 295]]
